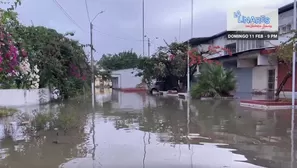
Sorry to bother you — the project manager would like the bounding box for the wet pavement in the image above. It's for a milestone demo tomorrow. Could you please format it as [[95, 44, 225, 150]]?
[[0, 89, 296, 168]]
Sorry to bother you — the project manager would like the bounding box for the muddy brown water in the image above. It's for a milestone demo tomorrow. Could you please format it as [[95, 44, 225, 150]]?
[[0, 89, 296, 168]]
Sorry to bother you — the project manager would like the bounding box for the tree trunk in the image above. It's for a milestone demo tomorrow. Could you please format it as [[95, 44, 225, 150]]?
[[275, 71, 292, 101]]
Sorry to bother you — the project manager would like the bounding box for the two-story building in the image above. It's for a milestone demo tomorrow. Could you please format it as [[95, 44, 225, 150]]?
[[188, 2, 296, 98]]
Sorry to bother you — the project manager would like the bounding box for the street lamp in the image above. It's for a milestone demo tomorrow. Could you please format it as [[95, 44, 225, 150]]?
[[90, 10, 104, 107]]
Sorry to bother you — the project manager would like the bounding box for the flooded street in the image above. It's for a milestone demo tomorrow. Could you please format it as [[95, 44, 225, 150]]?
[[0, 89, 296, 168]]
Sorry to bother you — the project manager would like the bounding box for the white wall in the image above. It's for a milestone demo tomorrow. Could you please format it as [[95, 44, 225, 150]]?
[[111, 69, 142, 89], [237, 59, 256, 68], [252, 66, 278, 92], [257, 55, 276, 66], [0, 88, 50, 107]]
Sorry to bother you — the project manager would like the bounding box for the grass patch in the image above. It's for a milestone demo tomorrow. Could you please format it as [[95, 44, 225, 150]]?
[[0, 107, 18, 117]]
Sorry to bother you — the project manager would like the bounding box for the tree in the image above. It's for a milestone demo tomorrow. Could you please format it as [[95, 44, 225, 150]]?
[[97, 50, 140, 71], [95, 69, 111, 80], [269, 31, 296, 100], [191, 63, 236, 98], [136, 42, 231, 91]]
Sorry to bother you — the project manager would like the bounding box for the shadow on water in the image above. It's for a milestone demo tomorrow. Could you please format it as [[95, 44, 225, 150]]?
[[0, 89, 296, 168]]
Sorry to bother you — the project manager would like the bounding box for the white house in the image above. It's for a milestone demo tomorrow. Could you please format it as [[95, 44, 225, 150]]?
[[111, 68, 144, 91], [188, 2, 296, 99]]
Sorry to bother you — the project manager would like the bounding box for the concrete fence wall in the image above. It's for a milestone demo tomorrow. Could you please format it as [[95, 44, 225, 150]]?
[[0, 88, 51, 107]]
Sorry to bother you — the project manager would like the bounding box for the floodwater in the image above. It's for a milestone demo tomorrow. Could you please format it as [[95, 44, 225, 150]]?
[[0, 89, 296, 168]]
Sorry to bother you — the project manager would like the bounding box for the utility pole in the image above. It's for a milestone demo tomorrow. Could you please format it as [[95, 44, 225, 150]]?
[[291, 1, 296, 168], [187, 0, 193, 97], [179, 18, 181, 42], [148, 37, 150, 57], [88, 10, 104, 107], [90, 22, 95, 106], [142, 0, 145, 56]]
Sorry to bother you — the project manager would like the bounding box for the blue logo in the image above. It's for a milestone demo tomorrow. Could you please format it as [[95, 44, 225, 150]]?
[[233, 10, 270, 24]]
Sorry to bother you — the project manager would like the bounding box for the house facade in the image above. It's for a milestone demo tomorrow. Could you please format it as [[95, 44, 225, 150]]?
[[189, 2, 296, 98], [111, 68, 146, 91]]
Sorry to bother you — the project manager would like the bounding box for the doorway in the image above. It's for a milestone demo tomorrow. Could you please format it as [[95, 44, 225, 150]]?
[[111, 77, 119, 89]]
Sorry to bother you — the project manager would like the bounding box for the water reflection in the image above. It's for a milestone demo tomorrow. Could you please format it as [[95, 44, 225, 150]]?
[[0, 90, 295, 167], [0, 99, 96, 168], [291, 107, 295, 168], [98, 91, 297, 168]]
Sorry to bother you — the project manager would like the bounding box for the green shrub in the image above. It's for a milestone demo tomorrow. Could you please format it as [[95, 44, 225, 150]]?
[[191, 63, 236, 98], [191, 83, 215, 98], [31, 113, 54, 131], [0, 107, 18, 117]]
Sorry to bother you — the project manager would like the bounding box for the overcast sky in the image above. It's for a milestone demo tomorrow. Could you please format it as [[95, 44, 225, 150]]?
[[2, 0, 293, 60]]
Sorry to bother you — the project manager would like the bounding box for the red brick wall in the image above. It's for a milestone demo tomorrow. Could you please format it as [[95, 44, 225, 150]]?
[[277, 63, 297, 91]]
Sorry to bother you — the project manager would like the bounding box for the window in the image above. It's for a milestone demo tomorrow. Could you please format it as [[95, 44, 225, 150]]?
[[224, 43, 236, 55], [267, 69, 275, 91]]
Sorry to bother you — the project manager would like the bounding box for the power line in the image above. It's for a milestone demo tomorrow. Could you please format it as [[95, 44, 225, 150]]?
[[84, 0, 91, 22], [52, 0, 85, 32]]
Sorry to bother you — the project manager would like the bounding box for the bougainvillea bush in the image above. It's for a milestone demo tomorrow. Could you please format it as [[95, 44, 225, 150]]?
[[0, 26, 21, 88], [0, 1, 90, 98], [0, 26, 40, 89]]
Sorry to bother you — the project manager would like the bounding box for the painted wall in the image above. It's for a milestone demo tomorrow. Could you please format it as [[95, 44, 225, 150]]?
[[111, 69, 142, 89], [252, 65, 278, 92], [0, 88, 51, 107], [277, 63, 297, 91]]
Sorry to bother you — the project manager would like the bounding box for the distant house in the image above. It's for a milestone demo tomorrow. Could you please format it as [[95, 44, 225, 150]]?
[[95, 68, 111, 87], [111, 68, 146, 91]]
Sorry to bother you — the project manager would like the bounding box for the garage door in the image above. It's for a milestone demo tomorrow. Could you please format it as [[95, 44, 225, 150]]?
[[235, 68, 253, 93]]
